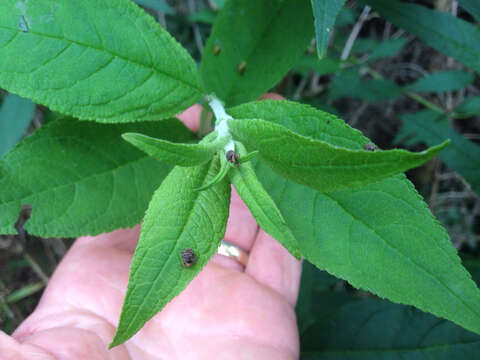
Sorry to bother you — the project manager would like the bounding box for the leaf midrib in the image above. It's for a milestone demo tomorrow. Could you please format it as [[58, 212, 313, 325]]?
[[124, 164, 215, 336], [323, 191, 480, 323], [0, 25, 202, 92], [0, 148, 160, 208]]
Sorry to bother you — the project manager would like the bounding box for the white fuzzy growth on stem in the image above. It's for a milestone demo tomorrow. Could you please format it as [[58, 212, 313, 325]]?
[[208, 96, 235, 152]]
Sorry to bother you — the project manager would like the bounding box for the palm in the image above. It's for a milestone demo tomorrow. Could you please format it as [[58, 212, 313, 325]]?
[[1, 103, 302, 360]]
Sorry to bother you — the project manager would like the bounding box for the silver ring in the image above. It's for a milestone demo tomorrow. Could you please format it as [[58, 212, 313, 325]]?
[[217, 240, 249, 267]]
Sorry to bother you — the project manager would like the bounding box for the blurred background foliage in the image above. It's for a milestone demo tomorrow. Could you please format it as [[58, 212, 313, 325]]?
[[1, 0, 479, 356]]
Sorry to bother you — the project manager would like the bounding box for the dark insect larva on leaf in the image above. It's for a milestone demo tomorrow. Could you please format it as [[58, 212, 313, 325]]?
[[364, 143, 376, 151], [181, 248, 196, 267], [237, 60, 247, 75], [213, 44, 221, 55], [226, 150, 239, 164]]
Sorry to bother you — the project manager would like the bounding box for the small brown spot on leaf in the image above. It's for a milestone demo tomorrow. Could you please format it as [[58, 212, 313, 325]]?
[[237, 60, 246, 75], [182, 248, 196, 267], [226, 150, 239, 164]]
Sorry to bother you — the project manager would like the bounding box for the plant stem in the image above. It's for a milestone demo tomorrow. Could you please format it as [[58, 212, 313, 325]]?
[[207, 96, 235, 152]]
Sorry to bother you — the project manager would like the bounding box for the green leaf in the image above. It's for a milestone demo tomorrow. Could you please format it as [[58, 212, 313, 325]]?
[[195, 153, 230, 191], [122, 131, 228, 167], [229, 100, 371, 151], [296, 261, 344, 335], [311, 0, 346, 59], [301, 296, 480, 359], [229, 141, 300, 259], [329, 69, 402, 102], [229, 99, 480, 336], [364, 0, 480, 74], [0, 0, 202, 123], [0, 118, 194, 237], [132, 0, 173, 14], [187, 10, 217, 25], [396, 110, 480, 195], [404, 70, 475, 93], [200, 0, 314, 106], [237, 150, 259, 164], [457, 0, 480, 22], [368, 37, 408, 61], [293, 55, 341, 76], [335, 7, 356, 28], [228, 117, 448, 193], [110, 159, 231, 347], [0, 93, 35, 158], [454, 96, 480, 117]]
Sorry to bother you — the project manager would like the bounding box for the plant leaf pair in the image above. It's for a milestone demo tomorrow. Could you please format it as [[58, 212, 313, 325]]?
[[227, 117, 449, 193], [230, 100, 480, 336]]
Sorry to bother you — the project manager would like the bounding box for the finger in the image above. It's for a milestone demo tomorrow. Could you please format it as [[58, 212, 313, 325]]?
[[75, 226, 141, 254], [259, 92, 284, 101], [246, 230, 302, 306], [210, 186, 259, 271], [176, 104, 203, 132], [223, 187, 259, 251]]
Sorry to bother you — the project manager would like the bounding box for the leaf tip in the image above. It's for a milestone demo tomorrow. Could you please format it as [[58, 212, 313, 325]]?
[[432, 139, 451, 153], [108, 335, 121, 349]]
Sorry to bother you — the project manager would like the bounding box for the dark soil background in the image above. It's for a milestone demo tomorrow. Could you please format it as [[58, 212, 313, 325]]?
[[1, 0, 479, 334]]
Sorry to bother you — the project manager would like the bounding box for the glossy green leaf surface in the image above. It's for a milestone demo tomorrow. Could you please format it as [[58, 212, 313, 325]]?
[[0, 118, 194, 237], [122, 131, 228, 166], [293, 56, 341, 76], [229, 142, 300, 259], [0, 93, 35, 158], [329, 70, 402, 102], [228, 117, 448, 193], [200, 0, 314, 106], [230, 99, 480, 336], [365, 0, 480, 74], [404, 70, 475, 93], [299, 263, 480, 358], [396, 110, 480, 194], [311, 0, 346, 58], [111, 159, 231, 347], [0, 0, 202, 123], [301, 296, 480, 359]]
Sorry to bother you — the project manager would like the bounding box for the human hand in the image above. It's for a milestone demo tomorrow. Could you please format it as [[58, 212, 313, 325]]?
[[0, 95, 302, 360]]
